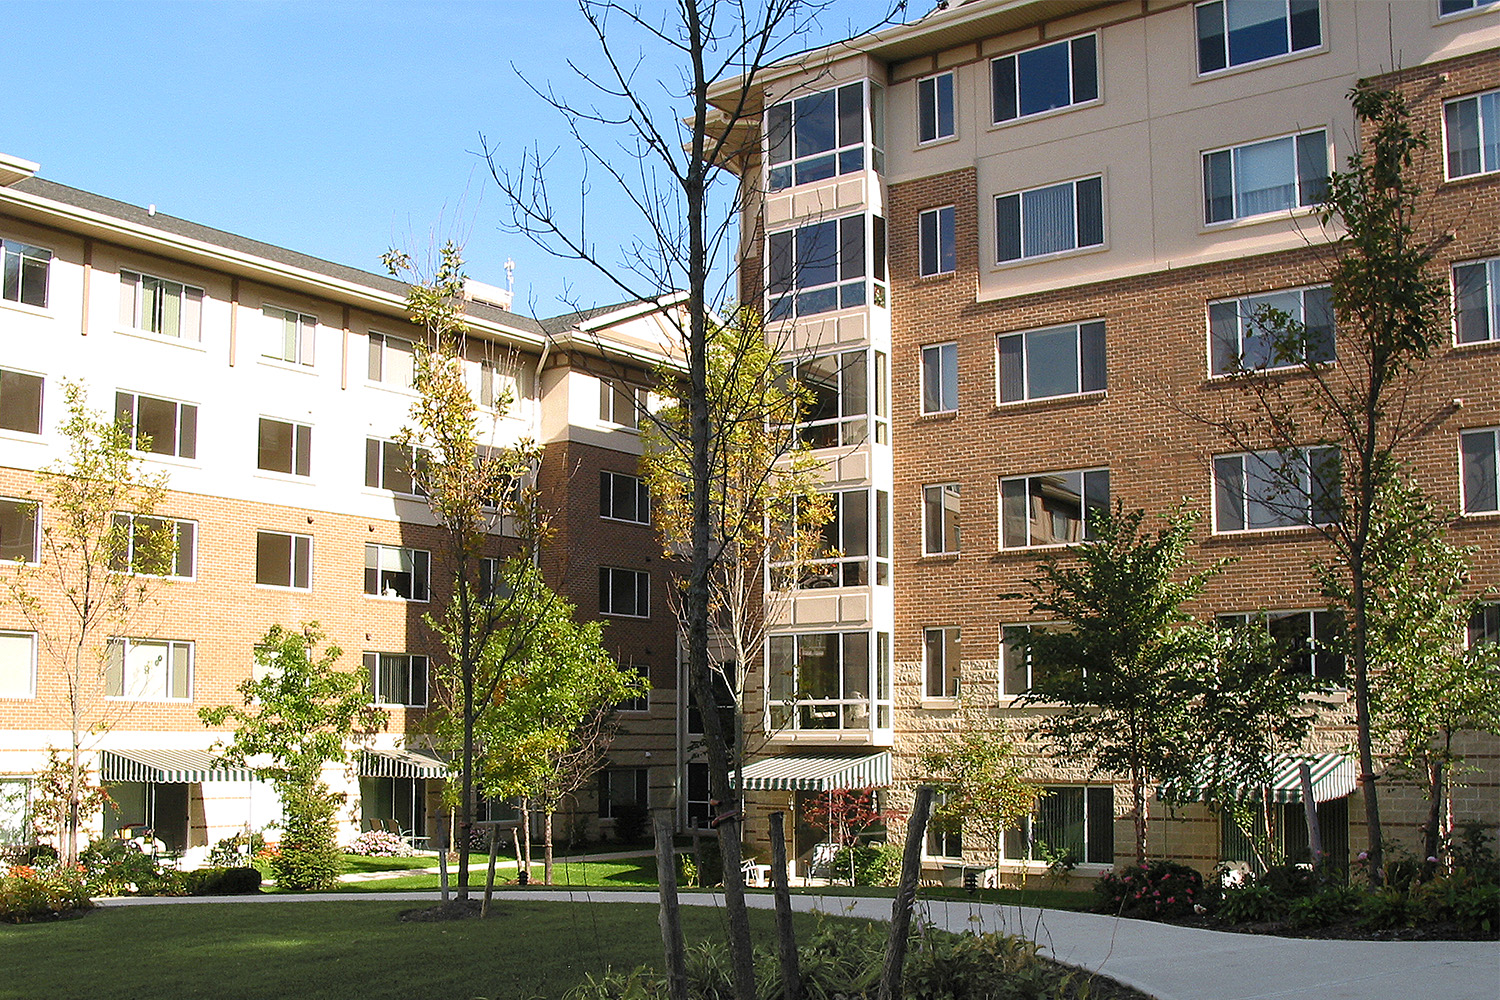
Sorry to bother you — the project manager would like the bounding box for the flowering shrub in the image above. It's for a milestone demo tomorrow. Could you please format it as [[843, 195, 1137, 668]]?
[[1094, 859, 1204, 919], [0, 864, 93, 922], [345, 829, 415, 858]]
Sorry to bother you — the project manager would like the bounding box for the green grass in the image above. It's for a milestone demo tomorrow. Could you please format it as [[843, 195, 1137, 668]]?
[[333, 856, 663, 892], [338, 853, 438, 874], [0, 900, 846, 1000]]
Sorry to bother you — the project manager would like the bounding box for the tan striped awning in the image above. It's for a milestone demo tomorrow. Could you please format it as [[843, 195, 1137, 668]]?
[[100, 749, 254, 784], [360, 748, 448, 779], [735, 752, 891, 792], [1161, 753, 1357, 805]]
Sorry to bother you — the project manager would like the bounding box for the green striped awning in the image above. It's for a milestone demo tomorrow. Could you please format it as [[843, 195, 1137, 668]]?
[[100, 749, 254, 784], [735, 752, 891, 792], [1161, 753, 1357, 805], [360, 748, 448, 779]]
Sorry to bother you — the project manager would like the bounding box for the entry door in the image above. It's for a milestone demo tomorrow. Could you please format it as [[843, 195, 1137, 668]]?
[[151, 783, 189, 852]]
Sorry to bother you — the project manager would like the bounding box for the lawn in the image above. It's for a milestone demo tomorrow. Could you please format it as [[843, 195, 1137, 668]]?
[[338, 853, 438, 874], [328, 855, 662, 892]]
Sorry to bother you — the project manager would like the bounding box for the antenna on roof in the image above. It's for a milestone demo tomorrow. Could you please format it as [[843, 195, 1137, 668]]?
[[505, 258, 515, 294]]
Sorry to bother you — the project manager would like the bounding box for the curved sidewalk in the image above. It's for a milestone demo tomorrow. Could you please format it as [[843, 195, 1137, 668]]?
[[99, 889, 1499, 1000]]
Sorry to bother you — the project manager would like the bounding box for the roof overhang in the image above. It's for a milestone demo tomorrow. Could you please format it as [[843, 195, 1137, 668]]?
[[1159, 753, 1358, 806], [735, 751, 892, 792], [100, 749, 255, 784]]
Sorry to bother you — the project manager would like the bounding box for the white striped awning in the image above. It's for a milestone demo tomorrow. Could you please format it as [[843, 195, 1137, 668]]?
[[100, 749, 254, 784], [1161, 753, 1357, 805], [735, 752, 891, 792], [361, 748, 448, 779]]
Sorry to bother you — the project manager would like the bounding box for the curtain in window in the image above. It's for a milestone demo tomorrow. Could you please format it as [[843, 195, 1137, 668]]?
[[1021, 183, 1075, 257], [1234, 136, 1295, 217]]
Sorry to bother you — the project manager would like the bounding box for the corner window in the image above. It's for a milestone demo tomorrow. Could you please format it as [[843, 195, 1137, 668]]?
[[998, 321, 1106, 402], [1203, 130, 1328, 224], [1209, 286, 1334, 374], [600, 470, 650, 524], [258, 418, 312, 477], [1, 240, 50, 309], [262, 306, 316, 366], [991, 34, 1098, 124], [119, 270, 204, 341], [599, 380, 647, 430], [923, 484, 960, 555], [599, 567, 649, 618], [919, 206, 956, 277], [0, 630, 36, 699], [364, 438, 429, 496], [368, 332, 416, 388], [767, 630, 892, 732], [0, 369, 43, 435], [768, 214, 879, 320], [1219, 610, 1344, 681], [1213, 447, 1341, 531], [1454, 258, 1500, 343], [1195, 0, 1321, 75], [784, 349, 869, 449], [924, 626, 961, 699], [598, 768, 649, 818], [1005, 786, 1114, 866], [106, 638, 192, 701], [765, 82, 867, 192], [0, 498, 38, 564], [1000, 469, 1109, 548], [115, 391, 197, 459], [995, 177, 1103, 263], [109, 514, 195, 579], [1461, 428, 1499, 514], [918, 72, 955, 143], [1445, 89, 1500, 179], [772, 488, 882, 590], [255, 531, 312, 590], [364, 544, 430, 601], [921, 343, 958, 414], [364, 652, 427, 707]]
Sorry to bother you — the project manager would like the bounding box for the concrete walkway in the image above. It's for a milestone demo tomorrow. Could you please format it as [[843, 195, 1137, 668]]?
[[97, 888, 1498, 1000]]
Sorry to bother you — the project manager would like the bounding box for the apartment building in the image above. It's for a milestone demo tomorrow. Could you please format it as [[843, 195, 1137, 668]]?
[[0, 154, 685, 859], [718, 0, 1500, 878]]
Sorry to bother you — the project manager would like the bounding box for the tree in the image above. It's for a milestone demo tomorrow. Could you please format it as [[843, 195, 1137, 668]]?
[[1019, 506, 1223, 864], [199, 623, 386, 891], [5, 382, 173, 865], [919, 719, 1040, 878], [1207, 84, 1452, 883]]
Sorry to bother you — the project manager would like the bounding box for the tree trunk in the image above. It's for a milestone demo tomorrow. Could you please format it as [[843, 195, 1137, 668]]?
[[1424, 760, 1444, 863], [878, 786, 933, 1000], [482, 823, 500, 918], [654, 810, 690, 1000], [769, 811, 800, 1000], [544, 809, 555, 885], [1132, 770, 1148, 865], [437, 816, 450, 902], [1351, 538, 1384, 886], [1299, 762, 1323, 866]]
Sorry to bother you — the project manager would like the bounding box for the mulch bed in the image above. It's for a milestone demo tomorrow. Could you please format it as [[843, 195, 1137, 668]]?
[[397, 898, 487, 922], [1158, 912, 1496, 941]]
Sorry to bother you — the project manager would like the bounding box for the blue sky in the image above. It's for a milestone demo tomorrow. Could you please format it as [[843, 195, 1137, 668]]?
[[3, 0, 907, 317]]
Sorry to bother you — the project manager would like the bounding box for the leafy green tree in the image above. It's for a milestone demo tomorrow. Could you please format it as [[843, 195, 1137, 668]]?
[[920, 719, 1040, 877], [5, 382, 173, 865]]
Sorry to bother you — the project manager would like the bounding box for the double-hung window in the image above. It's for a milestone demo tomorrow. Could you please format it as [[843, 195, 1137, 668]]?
[[116, 391, 197, 459], [923, 484, 960, 555], [262, 306, 316, 365], [991, 34, 1098, 124], [1445, 89, 1500, 179], [1209, 286, 1334, 374], [599, 567, 649, 618], [765, 82, 868, 192], [767, 630, 892, 732], [599, 380, 647, 429], [258, 418, 312, 477], [1461, 428, 1499, 514], [1204, 130, 1328, 224], [110, 514, 195, 579], [768, 214, 880, 320], [256, 531, 311, 590], [106, 638, 192, 701], [119, 270, 204, 341], [1005, 786, 1115, 865], [919, 206, 956, 277], [921, 343, 958, 414], [0, 630, 36, 699], [1219, 610, 1345, 681], [1195, 0, 1321, 75], [364, 438, 428, 496], [924, 626, 961, 699], [0, 369, 43, 435], [1000, 469, 1109, 548], [368, 332, 416, 388], [1213, 447, 1340, 531], [364, 544, 430, 601], [1454, 258, 1500, 343], [997, 321, 1106, 402], [917, 72, 955, 143], [0, 498, 37, 564], [364, 652, 427, 707], [600, 471, 650, 524], [1, 240, 50, 309], [995, 177, 1103, 263]]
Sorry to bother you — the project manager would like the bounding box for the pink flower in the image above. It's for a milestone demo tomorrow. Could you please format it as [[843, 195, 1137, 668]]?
[[1358, 852, 1368, 861], [1426, 857, 1438, 864]]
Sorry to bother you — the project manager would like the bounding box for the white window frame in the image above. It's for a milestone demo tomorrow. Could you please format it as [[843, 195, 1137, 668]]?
[[364, 543, 431, 602], [917, 71, 956, 144], [261, 305, 317, 366], [115, 391, 197, 460], [0, 367, 43, 436], [783, 349, 873, 449], [0, 630, 37, 700], [1218, 609, 1345, 682], [925, 790, 963, 860], [921, 342, 958, 414], [767, 214, 877, 321], [999, 468, 1110, 549], [997, 320, 1107, 402], [923, 626, 961, 699], [1194, 0, 1323, 76], [1212, 447, 1340, 532], [0, 496, 38, 564], [110, 513, 196, 579], [919, 206, 956, 277], [1438, 0, 1498, 16], [990, 32, 1100, 125], [364, 437, 428, 497], [106, 637, 193, 702], [764, 81, 873, 193], [1453, 257, 1500, 344], [1444, 88, 1500, 181], [994, 176, 1105, 264], [1, 239, 51, 310], [765, 630, 892, 734], [119, 269, 205, 342], [1003, 785, 1116, 867], [599, 566, 650, 618], [923, 483, 960, 555], [255, 531, 312, 591], [1468, 604, 1499, 647], [367, 331, 417, 388], [258, 417, 313, 477], [363, 652, 428, 708], [600, 470, 651, 524], [1208, 284, 1335, 375], [1203, 129, 1328, 225], [599, 379, 647, 430], [1460, 428, 1499, 515]]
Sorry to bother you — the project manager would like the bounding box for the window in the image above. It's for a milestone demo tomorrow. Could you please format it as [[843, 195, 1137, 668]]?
[[1196, 0, 1321, 74], [618, 662, 650, 713], [0, 777, 31, 843], [919, 206, 956, 277], [115, 391, 197, 459], [1001, 469, 1109, 548], [1461, 428, 1499, 514], [766, 630, 893, 732], [995, 177, 1103, 263], [1440, 0, 1498, 14], [772, 488, 887, 589], [1000, 624, 1033, 698], [477, 557, 502, 601], [1468, 604, 1499, 646], [109, 514, 195, 578], [917, 71, 955, 143], [261, 306, 316, 365], [1214, 448, 1341, 531], [924, 626, 961, 699], [687, 665, 737, 735], [600, 471, 650, 524], [258, 418, 312, 477], [256, 532, 311, 590], [0, 369, 43, 434], [1, 240, 50, 308], [765, 82, 868, 192], [364, 438, 429, 496], [991, 34, 1098, 124], [921, 343, 958, 414], [768, 214, 881, 320], [1219, 610, 1345, 681], [363, 652, 428, 707], [1222, 797, 1346, 873], [923, 484, 960, 555], [598, 768, 649, 818], [106, 638, 192, 701], [1454, 258, 1500, 343], [1445, 89, 1500, 180], [998, 321, 1106, 402], [118, 270, 204, 341], [599, 380, 647, 429], [0, 499, 37, 564], [686, 762, 711, 828], [1210, 286, 1334, 374], [599, 567, 649, 618], [1005, 787, 1114, 865], [1204, 130, 1328, 224], [481, 357, 529, 410], [927, 792, 963, 859], [784, 349, 870, 448], [0, 631, 36, 699], [364, 544, 430, 601], [368, 332, 416, 387]]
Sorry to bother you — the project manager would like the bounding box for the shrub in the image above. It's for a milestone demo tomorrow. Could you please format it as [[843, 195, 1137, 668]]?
[[674, 851, 698, 889], [831, 844, 885, 886], [207, 830, 268, 868], [612, 802, 650, 845], [78, 837, 165, 896], [1284, 886, 1362, 930], [1095, 860, 1204, 920], [0, 866, 92, 922], [1259, 862, 1318, 900], [1216, 884, 1285, 925], [182, 866, 262, 895], [1360, 886, 1418, 930], [274, 783, 343, 891], [345, 830, 415, 857], [1450, 883, 1500, 934], [2, 844, 58, 867]]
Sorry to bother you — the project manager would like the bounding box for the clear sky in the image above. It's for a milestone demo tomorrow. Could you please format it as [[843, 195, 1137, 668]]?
[[3, 0, 909, 318]]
